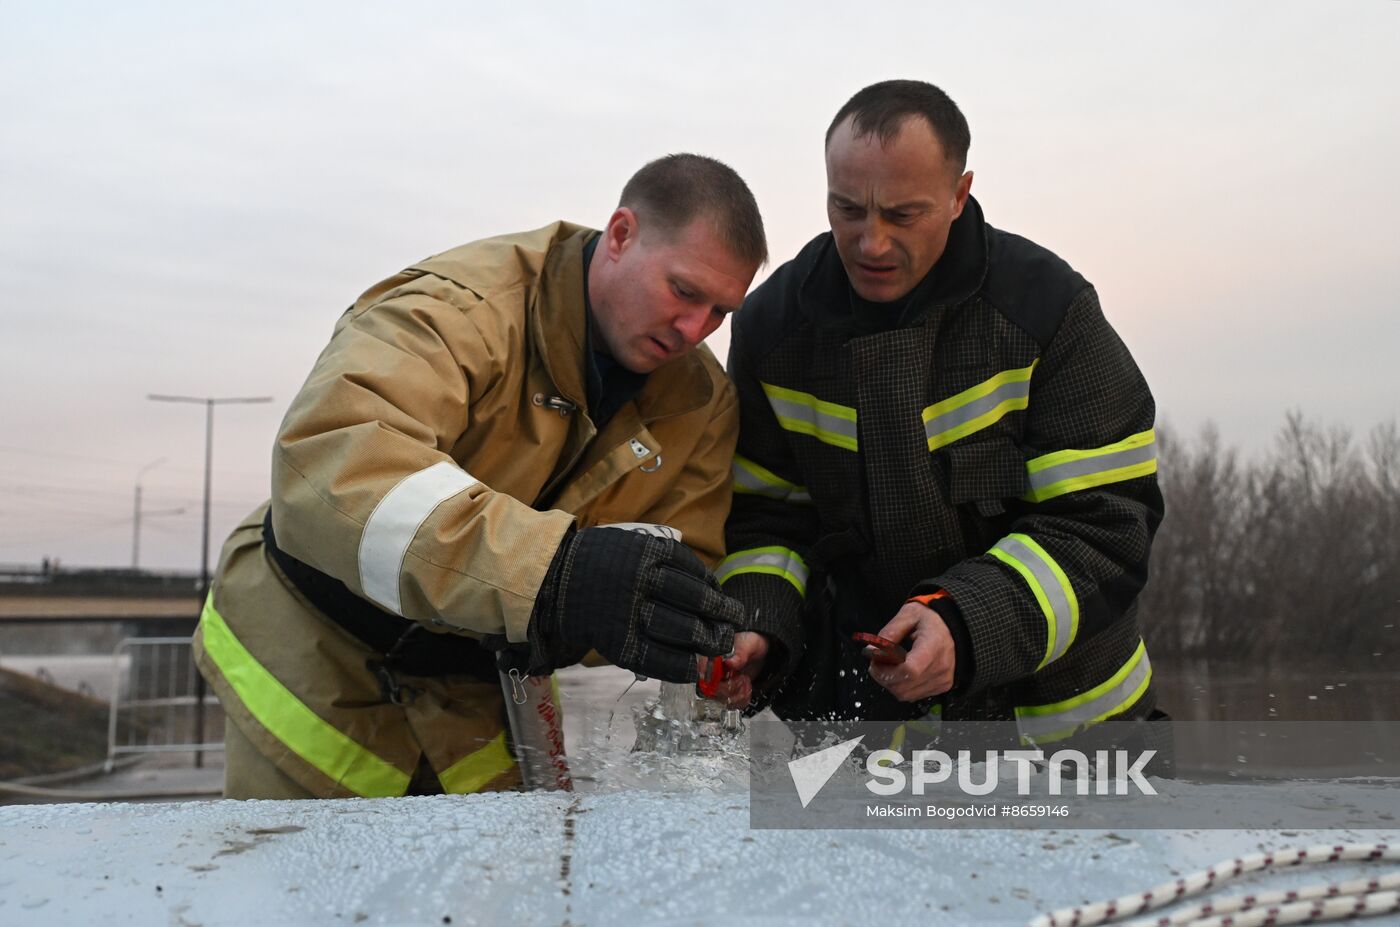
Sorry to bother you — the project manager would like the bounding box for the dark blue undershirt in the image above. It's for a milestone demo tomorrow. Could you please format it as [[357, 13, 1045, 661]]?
[[581, 236, 648, 429]]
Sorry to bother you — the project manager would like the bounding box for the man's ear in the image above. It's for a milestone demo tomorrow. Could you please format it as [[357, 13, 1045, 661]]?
[[603, 206, 640, 260], [951, 171, 974, 218]]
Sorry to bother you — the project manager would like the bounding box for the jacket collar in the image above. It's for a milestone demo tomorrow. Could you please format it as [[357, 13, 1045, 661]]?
[[532, 225, 593, 409], [533, 227, 713, 425], [799, 194, 990, 328]]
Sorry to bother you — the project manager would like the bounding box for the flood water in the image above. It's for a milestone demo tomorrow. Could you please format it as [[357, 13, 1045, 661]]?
[[1154, 659, 1399, 722], [1151, 659, 1400, 778]]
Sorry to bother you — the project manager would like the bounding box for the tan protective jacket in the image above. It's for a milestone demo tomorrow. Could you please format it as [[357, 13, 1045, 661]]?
[[193, 222, 738, 797]]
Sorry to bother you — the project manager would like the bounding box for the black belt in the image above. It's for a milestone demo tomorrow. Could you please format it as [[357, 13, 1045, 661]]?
[[261, 508, 498, 682]]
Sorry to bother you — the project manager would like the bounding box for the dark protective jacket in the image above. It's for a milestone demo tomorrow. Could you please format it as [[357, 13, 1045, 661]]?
[[722, 196, 1163, 745]]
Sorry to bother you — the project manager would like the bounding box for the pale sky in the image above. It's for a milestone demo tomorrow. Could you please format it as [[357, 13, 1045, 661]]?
[[2, 1, 1397, 571]]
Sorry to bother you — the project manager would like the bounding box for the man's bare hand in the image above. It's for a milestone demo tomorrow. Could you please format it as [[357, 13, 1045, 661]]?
[[699, 631, 769, 709], [866, 601, 955, 701]]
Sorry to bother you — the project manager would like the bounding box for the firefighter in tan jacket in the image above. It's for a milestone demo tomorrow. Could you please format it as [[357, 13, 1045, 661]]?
[[193, 155, 770, 798]]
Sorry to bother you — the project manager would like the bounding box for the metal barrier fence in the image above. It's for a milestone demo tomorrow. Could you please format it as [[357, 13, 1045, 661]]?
[[106, 637, 222, 769]]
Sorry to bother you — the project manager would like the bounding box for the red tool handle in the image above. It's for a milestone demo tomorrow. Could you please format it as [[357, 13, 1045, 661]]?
[[697, 655, 728, 698], [853, 631, 907, 665]]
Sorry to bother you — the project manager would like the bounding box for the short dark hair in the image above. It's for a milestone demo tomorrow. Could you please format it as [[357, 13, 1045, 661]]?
[[619, 153, 768, 267], [825, 80, 971, 174]]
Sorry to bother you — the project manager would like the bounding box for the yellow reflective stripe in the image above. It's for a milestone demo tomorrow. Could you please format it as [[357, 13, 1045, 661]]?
[[200, 593, 411, 797], [1024, 429, 1158, 503], [923, 362, 1037, 451], [891, 704, 944, 751], [988, 533, 1079, 670], [761, 382, 859, 452], [1015, 640, 1152, 744], [907, 703, 943, 738], [438, 730, 516, 794], [716, 545, 809, 597], [732, 454, 812, 503]]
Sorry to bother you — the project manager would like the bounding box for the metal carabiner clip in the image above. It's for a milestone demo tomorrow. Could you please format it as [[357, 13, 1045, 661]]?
[[369, 659, 420, 706], [507, 667, 528, 705]]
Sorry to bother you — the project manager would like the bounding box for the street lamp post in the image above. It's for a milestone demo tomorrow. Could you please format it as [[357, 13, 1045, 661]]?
[[147, 395, 273, 591], [132, 458, 163, 570], [148, 393, 272, 766]]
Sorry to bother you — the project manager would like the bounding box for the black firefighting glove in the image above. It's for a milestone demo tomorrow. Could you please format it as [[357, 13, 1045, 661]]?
[[524, 527, 743, 682]]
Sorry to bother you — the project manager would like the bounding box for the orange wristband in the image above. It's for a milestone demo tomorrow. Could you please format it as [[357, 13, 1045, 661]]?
[[906, 590, 950, 608]]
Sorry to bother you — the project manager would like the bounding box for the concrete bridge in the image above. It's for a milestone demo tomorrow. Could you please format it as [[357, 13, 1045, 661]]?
[[0, 566, 201, 631], [0, 594, 200, 625]]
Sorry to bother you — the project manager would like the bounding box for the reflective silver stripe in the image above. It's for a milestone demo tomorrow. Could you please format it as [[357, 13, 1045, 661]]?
[[716, 546, 810, 597], [732, 454, 811, 503], [761, 383, 859, 452], [1015, 641, 1152, 744], [922, 362, 1036, 451], [1025, 430, 1158, 502], [989, 533, 1077, 670], [358, 461, 479, 616], [600, 522, 682, 541]]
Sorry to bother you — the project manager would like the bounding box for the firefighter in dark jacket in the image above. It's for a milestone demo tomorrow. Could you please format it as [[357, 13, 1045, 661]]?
[[717, 80, 1166, 755]]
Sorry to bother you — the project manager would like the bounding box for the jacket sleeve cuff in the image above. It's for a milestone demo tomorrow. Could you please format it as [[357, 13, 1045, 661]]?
[[718, 571, 805, 710], [907, 582, 974, 694], [925, 563, 1043, 694]]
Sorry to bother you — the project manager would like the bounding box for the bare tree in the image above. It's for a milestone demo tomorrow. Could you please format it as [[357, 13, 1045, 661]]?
[[1141, 415, 1400, 670]]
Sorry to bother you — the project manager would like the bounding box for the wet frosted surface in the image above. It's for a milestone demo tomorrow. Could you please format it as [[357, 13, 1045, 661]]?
[[5, 789, 1400, 924], [3, 665, 1399, 925]]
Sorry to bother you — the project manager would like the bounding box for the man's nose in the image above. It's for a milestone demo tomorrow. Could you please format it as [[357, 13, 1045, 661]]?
[[673, 306, 713, 346], [859, 221, 891, 257]]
